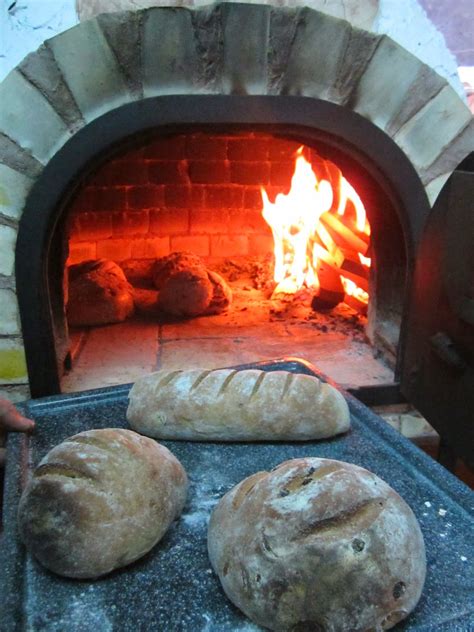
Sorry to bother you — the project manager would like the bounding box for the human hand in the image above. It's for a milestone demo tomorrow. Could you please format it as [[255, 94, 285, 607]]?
[[0, 398, 35, 433], [0, 398, 35, 468]]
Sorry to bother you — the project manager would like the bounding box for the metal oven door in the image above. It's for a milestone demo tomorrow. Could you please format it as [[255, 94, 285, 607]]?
[[401, 153, 474, 469]]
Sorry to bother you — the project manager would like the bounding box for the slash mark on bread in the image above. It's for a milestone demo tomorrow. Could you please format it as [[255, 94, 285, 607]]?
[[281, 372, 295, 399], [191, 370, 213, 391], [34, 463, 96, 482], [69, 435, 119, 456], [261, 530, 280, 558], [157, 370, 183, 389], [218, 370, 239, 396], [250, 372, 266, 400], [292, 498, 385, 541]]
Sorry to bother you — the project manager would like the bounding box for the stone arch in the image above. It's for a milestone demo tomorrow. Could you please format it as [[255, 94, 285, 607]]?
[[0, 4, 472, 394]]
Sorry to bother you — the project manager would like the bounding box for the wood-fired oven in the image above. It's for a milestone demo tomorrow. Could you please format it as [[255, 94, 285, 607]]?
[[0, 3, 472, 467]]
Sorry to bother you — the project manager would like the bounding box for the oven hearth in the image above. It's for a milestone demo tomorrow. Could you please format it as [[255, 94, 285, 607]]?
[[59, 130, 397, 392], [0, 2, 471, 479]]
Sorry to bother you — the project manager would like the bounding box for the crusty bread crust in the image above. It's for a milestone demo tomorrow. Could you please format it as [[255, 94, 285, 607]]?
[[18, 429, 188, 579], [127, 369, 350, 441], [208, 458, 426, 631]]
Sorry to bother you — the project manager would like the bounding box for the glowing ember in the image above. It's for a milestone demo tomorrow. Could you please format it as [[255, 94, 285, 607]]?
[[261, 147, 371, 310]]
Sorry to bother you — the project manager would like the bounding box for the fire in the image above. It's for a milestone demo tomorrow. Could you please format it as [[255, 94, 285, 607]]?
[[261, 147, 370, 311]]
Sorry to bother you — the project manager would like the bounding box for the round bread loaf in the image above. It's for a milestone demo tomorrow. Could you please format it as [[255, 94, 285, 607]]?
[[208, 458, 426, 631], [18, 428, 188, 579]]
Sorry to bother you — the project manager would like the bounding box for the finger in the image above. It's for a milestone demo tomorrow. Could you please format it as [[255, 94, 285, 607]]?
[[2, 412, 35, 432]]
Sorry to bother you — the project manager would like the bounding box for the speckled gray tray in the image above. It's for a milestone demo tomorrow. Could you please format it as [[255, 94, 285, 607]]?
[[1, 359, 473, 632]]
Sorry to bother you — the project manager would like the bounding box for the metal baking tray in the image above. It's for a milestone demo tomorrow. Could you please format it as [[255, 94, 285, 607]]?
[[1, 359, 473, 631]]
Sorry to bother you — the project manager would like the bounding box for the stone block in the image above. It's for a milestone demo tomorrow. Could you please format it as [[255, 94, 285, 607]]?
[[0, 289, 20, 335], [143, 8, 199, 97], [385, 65, 446, 137], [112, 211, 150, 236], [279, 8, 351, 101], [0, 132, 42, 178], [424, 173, 451, 206], [92, 187, 128, 212], [189, 4, 223, 92], [67, 242, 97, 265], [205, 186, 243, 209], [18, 44, 84, 131], [230, 161, 270, 185], [221, 3, 270, 95], [393, 85, 473, 173], [249, 233, 274, 255], [210, 235, 249, 257], [150, 208, 189, 235], [69, 187, 98, 213], [268, 138, 301, 160], [0, 70, 70, 165], [187, 136, 227, 160], [48, 19, 131, 123], [351, 36, 436, 133], [97, 10, 144, 99], [130, 237, 170, 259], [190, 208, 230, 234], [268, 7, 300, 95], [92, 160, 148, 186], [243, 187, 264, 210], [227, 137, 269, 160], [170, 235, 209, 256], [74, 212, 113, 241], [0, 165, 34, 221], [270, 161, 294, 187], [96, 238, 132, 261], [148, 161, 188, 184], [228, 209, 268, 234], [128, 185, 164, 209], [420, 119, 474, 187], [143, 136, 186, 159], [0, 338, 28, 384], [0, 225, 16, 276], [164, 185, 193, 208], [188, 161, 230, 184], [333, 28, 381, 106]]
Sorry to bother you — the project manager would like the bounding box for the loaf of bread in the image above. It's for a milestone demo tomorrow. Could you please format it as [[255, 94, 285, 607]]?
[[127, 369, 350, 441], [18, 428, 188, 579], [208, 458, 426, 631]]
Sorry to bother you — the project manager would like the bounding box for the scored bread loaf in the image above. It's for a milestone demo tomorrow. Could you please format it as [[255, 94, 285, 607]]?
[[127, 368, 350, 441], [18, 428, 188, 579], [208, 458, 426, 631]]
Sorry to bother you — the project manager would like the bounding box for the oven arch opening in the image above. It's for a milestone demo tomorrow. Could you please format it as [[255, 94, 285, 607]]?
[[16, 95, 429, 397]]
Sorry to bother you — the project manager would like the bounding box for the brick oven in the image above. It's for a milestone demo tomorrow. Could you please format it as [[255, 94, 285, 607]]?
[[0, 3, 472, 464]]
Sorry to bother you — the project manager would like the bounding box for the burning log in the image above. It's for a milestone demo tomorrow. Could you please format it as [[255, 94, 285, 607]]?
[[320, 212, 369, 256], [260, 147, 371, 314], [311, 260, 345, 310]]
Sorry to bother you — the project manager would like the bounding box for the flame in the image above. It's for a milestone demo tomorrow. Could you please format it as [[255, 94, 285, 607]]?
[[261, 147, 371, 310]]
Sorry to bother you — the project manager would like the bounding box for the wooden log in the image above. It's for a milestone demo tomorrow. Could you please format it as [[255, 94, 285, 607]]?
[[314, 223, 345, 267], [311, 259, 345, 310], [343, 292, 368, 315], [320, 212, 369, 255], [313, 244, 369, 292]]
